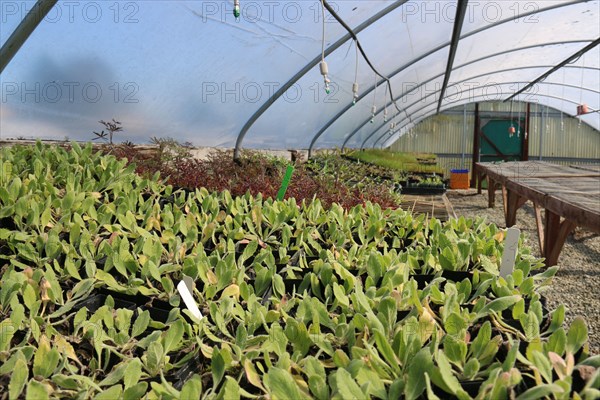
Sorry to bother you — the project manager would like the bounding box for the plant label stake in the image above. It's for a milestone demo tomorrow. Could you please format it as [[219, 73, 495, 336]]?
[[499, 227, 520, 278], [276, 165, 294, 201], [177, 276, 203, 321]]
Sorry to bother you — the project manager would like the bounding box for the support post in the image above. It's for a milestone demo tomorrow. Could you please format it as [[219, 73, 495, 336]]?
[[539, 103, 544, 160], [534, 203, 545, 254], [461, 104, 467, 169], [505, 190, 528, 227], [502, 185, 508, 220], [487, 178, 496, 208], [523, 102, 531, 160], [471, 103, 480, 188], [543, 211, 576, 266]]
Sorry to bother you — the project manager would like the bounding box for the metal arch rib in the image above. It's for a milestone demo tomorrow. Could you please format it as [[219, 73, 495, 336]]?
[[346, 39, 593, 151], [0, 0, 58, 74], [370, 77, 600, 148], [437, 0, 469, 114], [376, 89, 594, 148], [342, 64, 598, 150], [370, 84, 597, 149], [232, 1, 407, 160], [505, 38, 600, 102], [310, 0, 587, 155], [368, 62, 599, 148], [371, 88, 595, 149]]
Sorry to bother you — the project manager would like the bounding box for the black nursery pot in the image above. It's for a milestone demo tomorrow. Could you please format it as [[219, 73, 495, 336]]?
[[74, 287, 176, 325], [440, 270, 473, 282], [72, 293, 137, 313], [401, 186, 447, 195]]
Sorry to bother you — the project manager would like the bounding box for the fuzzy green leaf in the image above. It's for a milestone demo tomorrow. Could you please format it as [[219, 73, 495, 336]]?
[[131, 310, 150, 338], [212, 350, 225, 387], [94, 385, 123, 400], [566, 317, 588, 354], [180, 375, 202, 400], [334, 368, 363, 399], [515, 384, 565, 400], [123, 382, 148, 400], [26, 380, 49, 400], [9, 358, 28, 400], [216, 376, 240, 400], [124, 358, 143, 389], [264, 367, 302, 400], [475, 295, 521, 320], [163, 320, 184, 354], [333, 282, 349, 307], [404, 348, 433, 400], [463, 358, 480, 380], [33, 336, 59, 378]]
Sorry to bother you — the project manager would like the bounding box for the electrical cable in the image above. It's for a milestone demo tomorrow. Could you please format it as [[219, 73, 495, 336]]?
[[383, 83, 389, 122], [352, 40, 359, 104], [517, 101, 521, 138], [561, 69, 565, 131], [321, 0, 325, 61], [371, 74, 377, 123], [319, 0, 330, 94], [322, 0, 402, 113], [233, 0, 240, 19], [509, 99, 514, 137]]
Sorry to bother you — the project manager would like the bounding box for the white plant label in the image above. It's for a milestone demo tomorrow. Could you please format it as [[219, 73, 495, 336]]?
[[177, 276, 203, 321], [499, 227, 520, 278]]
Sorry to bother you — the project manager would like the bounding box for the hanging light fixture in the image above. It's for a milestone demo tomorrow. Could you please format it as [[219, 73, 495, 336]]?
[[517, 102, 521, 138], [370, 75, 377, 123], [508, 99, 515, 137], [577, 104, 589, 115], [319, 0, 330, 94], [352, 40, 359, 105], [383, 84, 389, 122], [576, 55, 587, 119], [560, 69, 565, 132], [233, 0, 240, 19]]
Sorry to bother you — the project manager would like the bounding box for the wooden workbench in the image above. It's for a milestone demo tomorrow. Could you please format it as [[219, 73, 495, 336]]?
[[475, 161, 600, 266]]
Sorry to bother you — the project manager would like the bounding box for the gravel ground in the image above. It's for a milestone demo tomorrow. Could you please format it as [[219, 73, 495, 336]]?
[[447, 190, 600, 355]]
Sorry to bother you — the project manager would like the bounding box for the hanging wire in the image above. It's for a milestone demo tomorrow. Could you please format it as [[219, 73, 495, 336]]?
[[321, 0, 325, 62], [383, 84, 389, 122], [319, 0, 330, 94], [546, 84, 551, 130], [321, 0, 401, 113], [517, 102, 521, 138], [578, 55, 585, 127], [233, 0, 240, 19], [352, 40, 359, 105], [509, 99, 514, 137], [560, 69, 565, 132], [580, 55, 585, 105], [370, 74, 377, 123]]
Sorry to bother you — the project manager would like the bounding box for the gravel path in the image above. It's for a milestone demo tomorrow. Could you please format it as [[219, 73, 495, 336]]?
[[447, 190, 600, 355]]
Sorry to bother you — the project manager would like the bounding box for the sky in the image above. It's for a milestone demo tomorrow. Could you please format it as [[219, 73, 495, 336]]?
[[0, 1, 598, 149]]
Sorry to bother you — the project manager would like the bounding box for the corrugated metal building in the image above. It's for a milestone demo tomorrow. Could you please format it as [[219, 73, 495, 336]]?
[[389, 101, 599, 177]]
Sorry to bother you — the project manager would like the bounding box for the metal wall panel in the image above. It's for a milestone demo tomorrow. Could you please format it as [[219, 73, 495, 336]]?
[[388, 101, 599, 176]]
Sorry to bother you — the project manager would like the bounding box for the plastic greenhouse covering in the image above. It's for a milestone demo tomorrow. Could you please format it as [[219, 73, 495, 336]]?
[[1, 0, 599, 153]]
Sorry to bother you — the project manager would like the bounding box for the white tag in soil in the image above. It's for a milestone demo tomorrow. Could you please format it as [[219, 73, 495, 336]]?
[[499, 227, 520, 278], [177, 276, 203, 320]]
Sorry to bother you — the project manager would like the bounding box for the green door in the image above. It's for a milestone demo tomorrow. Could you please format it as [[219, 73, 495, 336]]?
[[479, 118, 525, 163]]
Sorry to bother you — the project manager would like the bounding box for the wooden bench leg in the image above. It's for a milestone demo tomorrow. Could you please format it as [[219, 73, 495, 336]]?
[[487, 178, 496, 208], [544, 211, 576, 267], [502, 185, 508, 220], [477, 173, 485, 195], [505, 190, 528, 227], [533, 203, 545, 255]]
